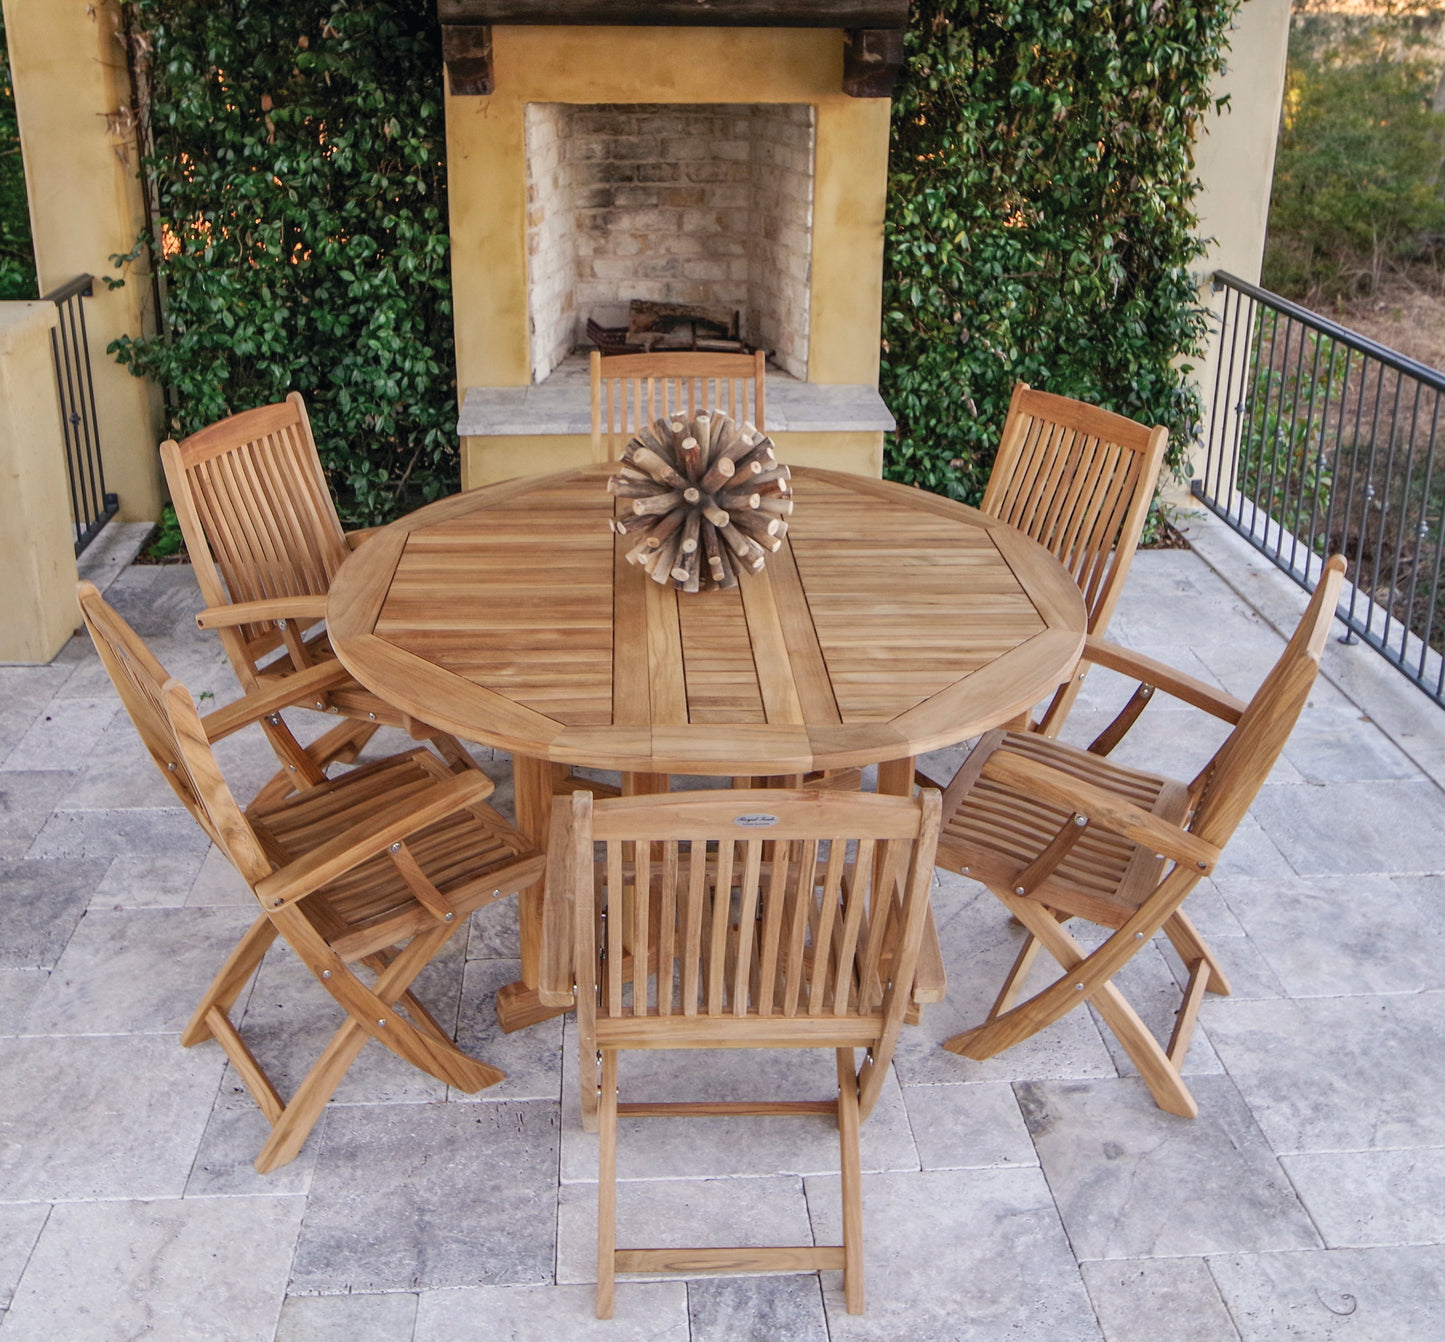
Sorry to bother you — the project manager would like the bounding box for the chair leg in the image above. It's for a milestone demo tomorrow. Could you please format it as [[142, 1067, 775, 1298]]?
[[428, 731, 482, 774], [1162, 909, 1232, 997], [581, 1047, 601, 1134], [596, 1048, 619, 1320], [181, 914, 278, 1047], [254, 1018, 371, 1173], [836, 1048, 865, 1315]]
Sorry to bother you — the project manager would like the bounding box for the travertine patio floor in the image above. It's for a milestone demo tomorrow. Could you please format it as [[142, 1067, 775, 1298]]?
[[3, 511, 1444, 1341]]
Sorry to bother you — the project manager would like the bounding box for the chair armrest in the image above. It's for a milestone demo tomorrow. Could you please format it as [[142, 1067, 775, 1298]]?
[[980, 747, 1219, 874], [539, 796, 581, 1009], [201, 661, 353, 742], [254, 772, 496, 908], [1082, 636, 1246, 724], [345, 527, 383, 549], [196, 595, 329, 630]]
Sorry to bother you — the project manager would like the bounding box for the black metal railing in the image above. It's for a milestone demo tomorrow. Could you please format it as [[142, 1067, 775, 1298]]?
[[42, 274, 117, 555], [1194, 270, 1445, 707]]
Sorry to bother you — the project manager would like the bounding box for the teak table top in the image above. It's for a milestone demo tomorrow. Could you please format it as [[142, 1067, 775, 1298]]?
[[327, 464, 1088, 776]]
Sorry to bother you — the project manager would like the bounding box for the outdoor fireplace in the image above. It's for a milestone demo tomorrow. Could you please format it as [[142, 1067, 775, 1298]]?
[[525, 102, 815, 382], [438, 1, 905, 485]]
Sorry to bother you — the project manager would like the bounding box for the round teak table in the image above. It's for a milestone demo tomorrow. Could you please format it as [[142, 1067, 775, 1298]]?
[[328, 463, 1087, 1028]]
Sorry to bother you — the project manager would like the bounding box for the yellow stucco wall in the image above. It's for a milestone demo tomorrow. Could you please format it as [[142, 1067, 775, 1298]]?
[[445, 26, 893, 487], [462, 428, 883, 489], [4, 0, 164, 523], [444, 26, 890, 394], [0, 304, 80, 662]]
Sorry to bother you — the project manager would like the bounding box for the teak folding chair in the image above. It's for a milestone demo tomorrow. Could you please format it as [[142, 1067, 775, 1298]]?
[[931, 555, 1346, 1118], [977, 382, 1169, 736], [539, 787, 942, 1317], [77, 581, 544, 1171], [160, 392, 476, 806], [590, 349, 766, 462]]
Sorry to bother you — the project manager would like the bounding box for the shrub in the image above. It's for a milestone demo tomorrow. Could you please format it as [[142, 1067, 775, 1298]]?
[[880, 0, 1241, 502], [1263, 16, 1445, 304], [110, 0, 454, 524], [0, 9, 37, 302]]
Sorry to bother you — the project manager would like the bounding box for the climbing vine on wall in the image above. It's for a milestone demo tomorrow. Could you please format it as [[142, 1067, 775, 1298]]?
[[882, 0, 1241, 503], [111, 0, 453, 524]]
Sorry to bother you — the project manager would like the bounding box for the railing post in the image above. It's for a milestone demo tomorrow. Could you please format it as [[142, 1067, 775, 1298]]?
[[0, 303, 81, 663]]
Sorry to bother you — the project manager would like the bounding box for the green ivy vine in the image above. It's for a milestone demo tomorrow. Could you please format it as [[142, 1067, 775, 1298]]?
[[110, 0, 454, 524], [109, 0, 1240, 523], [882, 0, 1241, 503]]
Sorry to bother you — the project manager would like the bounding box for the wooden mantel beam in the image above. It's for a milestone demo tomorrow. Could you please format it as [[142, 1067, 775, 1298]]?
[[438, 1, 908, 26], [438, 2, 907, 97]]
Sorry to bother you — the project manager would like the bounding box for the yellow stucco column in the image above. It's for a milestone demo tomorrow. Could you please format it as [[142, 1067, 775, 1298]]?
[[1182, 0, 1293, 495], [3, 0, 163, 522], [0, 303, 80, 663]]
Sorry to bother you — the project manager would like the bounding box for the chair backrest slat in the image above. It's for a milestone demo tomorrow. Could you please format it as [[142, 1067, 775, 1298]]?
[[591, 350, 766, 461], [76, 583, 273, 887], [982, 383, 1168, 639], [571, 791, 938, 1034], [1189, 556, 1346, 848], [161, 393, 350, 663]]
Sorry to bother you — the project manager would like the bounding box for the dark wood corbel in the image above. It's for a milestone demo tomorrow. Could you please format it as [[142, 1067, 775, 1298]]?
[[442, 23, 494, 96], [842, 28, 904, 98]]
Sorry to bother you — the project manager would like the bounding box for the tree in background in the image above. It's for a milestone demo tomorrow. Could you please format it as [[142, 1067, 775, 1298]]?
[[1264, 5, 1445, 304], [1, 8, 37, 301], [110, 0, 454, 524]]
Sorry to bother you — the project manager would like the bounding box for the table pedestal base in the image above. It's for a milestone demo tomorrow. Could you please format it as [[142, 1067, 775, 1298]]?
[[496, 980, 570, 1033]]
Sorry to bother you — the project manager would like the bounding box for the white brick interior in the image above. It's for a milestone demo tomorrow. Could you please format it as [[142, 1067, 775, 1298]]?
[[524, 103, 815, 383]]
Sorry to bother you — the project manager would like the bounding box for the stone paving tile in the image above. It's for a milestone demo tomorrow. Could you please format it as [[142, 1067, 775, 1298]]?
[[452, 956, 564, 1103], [0, 771, 75, 858], [1076, 936, 1225, 1081], [415, 1282, 689, 1340], [1080, 1257, 1240, 1342], [91, 849, 212, 909], [1156, 932, 1288, 1003], [1, 1195, 303, 1342], [0, 1205, 48, 1310], [22, 906, 257, 1036], [231, 933, 465, 1109], [0, 857, 109, 968], [1207, 809, 1298, 880], [556, 1174, 814, 1286], [687, 1275, 829, 1342], [808, 1167, 1101, 1341], [466, 895, 522, 958], [1208, 1244, 1445, 1341], [890, 874, 1118, 1088], [289, 1100, 560, 1294], [0, 968, 46, 1034], [558, 1025, 920, 1182], [1249, 779, 1445, 875], [93, 564, 207, 639], [185, 843, 255, 907], [0, 1034, 224, 1200], [185, 1087, 320, 1199], [276, 1291, 419, 1342], [1, 698, 119, 773], [1280, 1148, 1445, 1248], [899, 1081, 1038, 1171], [26, 804, 210, 864], [1019, 1076, 1319, 1260], [1203, 992, 1445, 1154], [1215, 874, 1445, 998], [1280, 702, 1424, 784]]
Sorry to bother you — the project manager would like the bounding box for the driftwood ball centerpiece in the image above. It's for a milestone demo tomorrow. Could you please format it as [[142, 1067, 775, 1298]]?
[[608, 412, 794, 592]]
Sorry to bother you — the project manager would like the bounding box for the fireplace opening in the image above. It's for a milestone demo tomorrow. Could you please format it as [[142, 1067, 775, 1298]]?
[[525, 103, 815, 385]]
